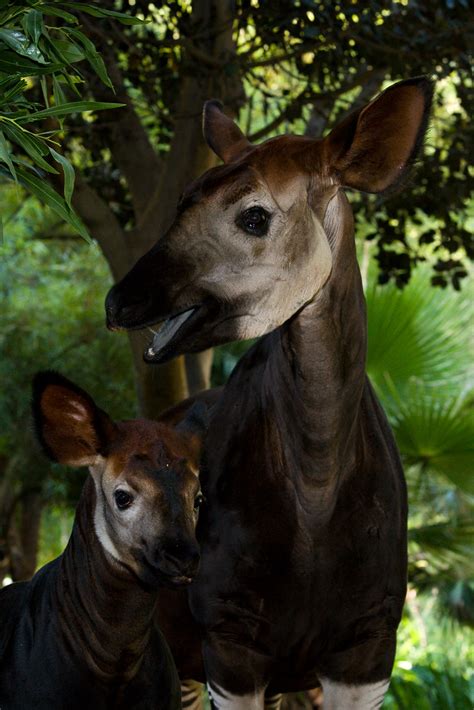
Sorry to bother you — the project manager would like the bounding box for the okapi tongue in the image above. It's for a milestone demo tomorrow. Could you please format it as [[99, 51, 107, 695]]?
[[146, 308, 197, 359]]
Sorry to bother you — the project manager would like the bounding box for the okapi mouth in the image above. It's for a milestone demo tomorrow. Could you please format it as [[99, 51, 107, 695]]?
[[143, 305, 205, 364], [140, 554, 196, 589]]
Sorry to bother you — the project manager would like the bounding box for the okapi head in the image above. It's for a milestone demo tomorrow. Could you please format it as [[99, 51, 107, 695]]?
[[106, 77, 433, 362], [33, 372, 207, 588]]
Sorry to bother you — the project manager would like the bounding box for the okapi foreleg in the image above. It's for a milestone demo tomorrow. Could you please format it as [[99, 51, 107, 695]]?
[[207, 682, 265, 709], [181, 679, 204, 710], [319, 677, 390, 710]]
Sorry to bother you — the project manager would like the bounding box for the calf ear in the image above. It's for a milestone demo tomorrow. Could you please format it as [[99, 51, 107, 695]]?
[[32, 371, 116, 467], [325, 77, 433, 193], [203, 100, 251, 163]]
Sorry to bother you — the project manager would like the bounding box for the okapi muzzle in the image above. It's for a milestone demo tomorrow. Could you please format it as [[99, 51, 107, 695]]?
[[106, 239, 215, 365]]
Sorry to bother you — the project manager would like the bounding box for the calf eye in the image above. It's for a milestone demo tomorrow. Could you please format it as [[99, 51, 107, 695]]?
[[114, 489, 134, 510], [236, 207, 270, 237], [194, 493, 205, 510]]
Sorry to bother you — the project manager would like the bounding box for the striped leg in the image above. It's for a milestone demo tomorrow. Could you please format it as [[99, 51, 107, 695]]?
[[207, 681, 265, 709], [319, 677, 390, 710], [181, 679, 205, 710], [264, 692, 282, 709]]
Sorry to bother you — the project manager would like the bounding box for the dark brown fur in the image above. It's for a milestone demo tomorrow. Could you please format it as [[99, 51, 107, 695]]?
[[106, 79, 433, 701]]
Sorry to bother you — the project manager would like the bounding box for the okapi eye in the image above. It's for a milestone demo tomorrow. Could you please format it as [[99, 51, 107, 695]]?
[[237, 207, 270, 237], [114, 489, 134, 511], [194, 493, 205, 510]]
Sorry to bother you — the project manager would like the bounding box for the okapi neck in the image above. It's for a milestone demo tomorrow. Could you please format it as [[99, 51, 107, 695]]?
[[270, 190, 367, 485], [54, 478, 157, 686]]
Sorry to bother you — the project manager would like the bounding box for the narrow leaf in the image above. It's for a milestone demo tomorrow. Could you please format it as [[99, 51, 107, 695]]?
[[0, 50, 59, 75], [0, 28, 47, 63], [49, 146, 74, 208], [15, 100, 124, 122], [23, 9, 43, 45], [62, 3, 144, 24], [0, 78, 28, 107], [0, 129, 16, 180], [47, 37, 84, 64], [66, 28, 113, 89], [39, 5, 78, 23], [2, 121, 58, 174], [15, 164, 90, 241], [52, 74, 66, 107]]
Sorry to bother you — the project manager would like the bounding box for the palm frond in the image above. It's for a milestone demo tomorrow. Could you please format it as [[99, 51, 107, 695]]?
[[366, 267, 473, 397]]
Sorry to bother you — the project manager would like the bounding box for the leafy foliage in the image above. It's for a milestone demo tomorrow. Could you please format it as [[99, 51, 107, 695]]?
[[58, 0, 473, 286], [0, 1, 141, 236], [0, 183, 135, 509]]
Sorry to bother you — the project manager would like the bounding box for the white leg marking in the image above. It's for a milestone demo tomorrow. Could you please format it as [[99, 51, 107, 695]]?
[[181, 679, 204, 710], [264, 693, 282, 709], [207, 681, 265, 709], [320, 677, 390, 710]]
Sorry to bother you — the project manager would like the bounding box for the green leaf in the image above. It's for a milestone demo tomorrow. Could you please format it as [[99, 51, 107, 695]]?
[[367, 267, 472, 398], [391, 386, 474, 495], [2, 121, 58, 174], [47, 37, 84, 64], [52, 74, 66, 107], [0, 50, 59, 75], [49, 146, 74, 208], [66, 28, 112, 89], [0, 28, 47, 63], [15, 100, 124, 122], [22, 9, 43, 45], [0, 128, 16, 180], [38, 5, 78, 23], [62, 3, 144, 24], [14, 164, 90, 241], [0, 77, 28, 106]]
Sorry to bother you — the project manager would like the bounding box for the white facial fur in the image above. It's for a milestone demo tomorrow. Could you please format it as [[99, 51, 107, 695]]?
[[173, 174, 332, 341], [89, 457, 198, 572]]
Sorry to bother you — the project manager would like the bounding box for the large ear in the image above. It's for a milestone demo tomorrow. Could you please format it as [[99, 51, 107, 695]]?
[[176, 400, 210, 459], [325, 77, 434, 193], [203, 100, 251, 163], [32, 371, 116, 467]]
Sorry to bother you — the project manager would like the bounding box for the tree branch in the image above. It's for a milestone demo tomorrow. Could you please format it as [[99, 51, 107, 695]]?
[[249, 69, 381, 142], [71, 176, 130, 281], [79, 14, 163, 220]]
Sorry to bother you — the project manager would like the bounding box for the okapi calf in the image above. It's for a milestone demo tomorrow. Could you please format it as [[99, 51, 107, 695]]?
[[106, 78, 433, 708], [0, 372, 207, 710]]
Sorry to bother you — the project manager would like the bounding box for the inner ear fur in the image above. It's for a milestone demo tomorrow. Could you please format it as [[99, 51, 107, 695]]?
[[325, 76, 434, 193], [202, 100, 251, 163], [32, 371, 116, 467]]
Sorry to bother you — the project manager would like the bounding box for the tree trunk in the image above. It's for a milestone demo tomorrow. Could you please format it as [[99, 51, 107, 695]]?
[[9, 490, 43, 582], [70, 0, 242, 417]]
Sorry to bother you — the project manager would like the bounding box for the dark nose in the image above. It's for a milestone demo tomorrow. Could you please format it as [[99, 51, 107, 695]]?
[[160, 539, 200, 578], [105, 283, 151, 330]]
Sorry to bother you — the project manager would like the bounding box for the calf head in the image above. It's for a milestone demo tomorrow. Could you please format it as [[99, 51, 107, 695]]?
[[33, 372, 207, 588], [106, 77, 432, 362]]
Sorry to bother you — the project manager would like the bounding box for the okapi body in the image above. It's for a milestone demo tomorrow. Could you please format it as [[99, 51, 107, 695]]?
[[0, 372, 207, 710], [106, 78, 433, 708]]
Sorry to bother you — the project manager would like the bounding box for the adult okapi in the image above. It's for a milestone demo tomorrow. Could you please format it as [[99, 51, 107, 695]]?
[[106, 77, 433, 709]]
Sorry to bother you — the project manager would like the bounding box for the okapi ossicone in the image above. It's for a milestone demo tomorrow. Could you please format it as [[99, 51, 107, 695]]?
[[106, 78, 433, 708], [0, 372, 207, 709]]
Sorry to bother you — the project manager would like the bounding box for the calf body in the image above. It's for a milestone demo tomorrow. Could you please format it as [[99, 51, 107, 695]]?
[[0, 372, 207, 709]]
